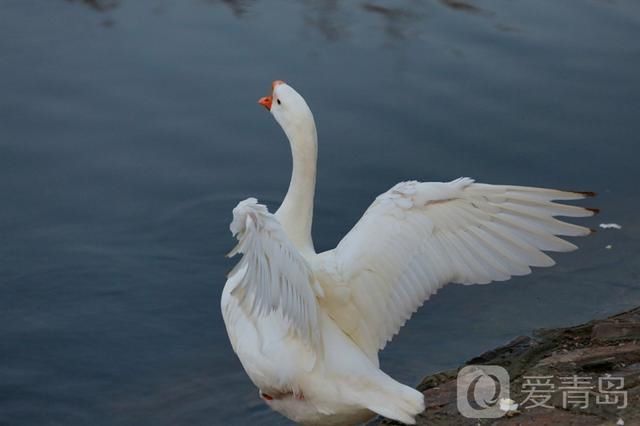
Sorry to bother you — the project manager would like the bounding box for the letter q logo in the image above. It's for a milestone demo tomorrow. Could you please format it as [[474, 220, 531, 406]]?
[[457, 365, 510, 418]]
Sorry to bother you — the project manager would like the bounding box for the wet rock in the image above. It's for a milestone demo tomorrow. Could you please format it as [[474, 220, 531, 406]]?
[[379, 307, 640, 425], [592, 321, 640, 344]]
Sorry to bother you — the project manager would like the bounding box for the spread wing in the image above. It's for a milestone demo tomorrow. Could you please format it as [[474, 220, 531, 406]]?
[[320, 178, 595, 359], [227, 198, 322, 349]]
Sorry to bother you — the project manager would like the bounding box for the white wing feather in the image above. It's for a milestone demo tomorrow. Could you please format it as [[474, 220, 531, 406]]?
[[320, 178, 594, 359], [227, 198, 322, 349]]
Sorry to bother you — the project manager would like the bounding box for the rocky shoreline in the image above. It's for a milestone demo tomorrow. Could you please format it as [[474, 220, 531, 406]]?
[[380, 307, 640, 425]]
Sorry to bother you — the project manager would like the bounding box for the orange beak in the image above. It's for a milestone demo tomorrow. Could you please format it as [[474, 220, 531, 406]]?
[[258, 80, 285, 111], [258, 96, 272, 110]]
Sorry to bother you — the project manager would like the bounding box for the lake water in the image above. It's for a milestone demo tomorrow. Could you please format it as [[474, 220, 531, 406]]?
[[1, 1, 639, 425]]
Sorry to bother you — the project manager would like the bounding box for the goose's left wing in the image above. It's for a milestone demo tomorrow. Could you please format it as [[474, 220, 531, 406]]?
[[319, 178, 594, 360], [227, 198, 322, 348]]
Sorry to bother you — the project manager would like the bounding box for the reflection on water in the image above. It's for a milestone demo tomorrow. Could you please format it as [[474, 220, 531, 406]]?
[[68, 0, 507, 40], [3, 0, 640, 425], [304, 0, 350, 42], [439, 0, 485, 14], [209, 0, 257, 18], [69, 0, 120, 12], [362, 3, 424, 40]]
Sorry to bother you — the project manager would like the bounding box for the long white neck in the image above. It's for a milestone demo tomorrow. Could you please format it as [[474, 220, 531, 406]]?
[[275, 119, 317, 256]]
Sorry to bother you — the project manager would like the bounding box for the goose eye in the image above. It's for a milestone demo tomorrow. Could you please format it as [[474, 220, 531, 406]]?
[[277, 99, 281, 105]]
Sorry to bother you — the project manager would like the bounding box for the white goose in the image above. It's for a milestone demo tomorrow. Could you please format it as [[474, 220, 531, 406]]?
[[221, 80, 594, 425]]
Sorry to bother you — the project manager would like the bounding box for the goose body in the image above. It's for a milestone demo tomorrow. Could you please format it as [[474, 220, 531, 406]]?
[[221, 81, 594, 425]]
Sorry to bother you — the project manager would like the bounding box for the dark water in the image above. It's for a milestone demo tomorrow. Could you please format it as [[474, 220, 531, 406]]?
[[1, 0, 639, 424]]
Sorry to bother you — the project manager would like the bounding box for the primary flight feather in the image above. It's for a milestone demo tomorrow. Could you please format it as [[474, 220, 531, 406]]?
[[221, 80, 594, 425]]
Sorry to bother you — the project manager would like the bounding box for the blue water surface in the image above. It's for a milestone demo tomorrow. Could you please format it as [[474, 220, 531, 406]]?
[[1, 0, 639, 424]]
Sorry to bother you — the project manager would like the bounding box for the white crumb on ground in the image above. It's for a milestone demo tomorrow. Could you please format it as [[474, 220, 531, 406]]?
[[599, 223, 622, 229]]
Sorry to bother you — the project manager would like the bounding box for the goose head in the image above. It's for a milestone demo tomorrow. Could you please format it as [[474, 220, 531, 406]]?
[[258, 80, 316, 144]]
